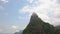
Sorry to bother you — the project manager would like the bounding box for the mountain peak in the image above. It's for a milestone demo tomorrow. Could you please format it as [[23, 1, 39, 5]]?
[[32, 12, 37, 16], [31, 12, 38, 19], [22, 12, 60, 34]]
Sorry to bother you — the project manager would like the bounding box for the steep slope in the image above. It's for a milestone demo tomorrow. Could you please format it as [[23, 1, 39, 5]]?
[[22, 13, 60, 34]]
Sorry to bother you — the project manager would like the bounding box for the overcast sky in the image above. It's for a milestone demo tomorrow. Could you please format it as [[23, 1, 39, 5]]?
[[0, 0, 60, 33]]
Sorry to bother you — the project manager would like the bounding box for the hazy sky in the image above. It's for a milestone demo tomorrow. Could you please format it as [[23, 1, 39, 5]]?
[[0, 0, 60, 33]]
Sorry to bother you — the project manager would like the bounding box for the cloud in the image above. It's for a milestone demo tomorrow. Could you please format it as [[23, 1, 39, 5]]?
[[27, 0, 34, 3], [19, 0, 60, 26], [0, 25, 20, 33], [0, 0, 9, 12], [19, 0, 55, 15], [12, 25, 18, 29], [1, 0, 9, 4], [11, 25, 20, 32]]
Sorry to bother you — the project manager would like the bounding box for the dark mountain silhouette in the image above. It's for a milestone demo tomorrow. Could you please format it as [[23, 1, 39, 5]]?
[[22, 12, 60, 34]]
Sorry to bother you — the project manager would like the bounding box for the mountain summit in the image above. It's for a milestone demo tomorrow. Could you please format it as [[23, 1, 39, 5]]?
[[31, 12, 38, 18], [22, 13, 60, 34]]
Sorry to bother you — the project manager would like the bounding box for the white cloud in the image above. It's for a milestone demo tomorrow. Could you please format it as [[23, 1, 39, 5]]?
[[19, 0, 54, 14], [27, 0, 34, 3], [11, 25, 20, 32], [0, 25, 20, 33], [12, 25, 17, 29], [1, 0, 9, 4], [19, 0, 60, 26]]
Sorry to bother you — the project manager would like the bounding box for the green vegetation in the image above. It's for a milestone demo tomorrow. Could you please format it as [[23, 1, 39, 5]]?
[[22, 13, 60, 34]]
